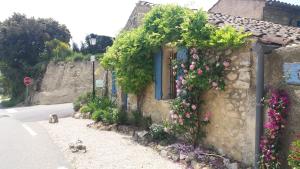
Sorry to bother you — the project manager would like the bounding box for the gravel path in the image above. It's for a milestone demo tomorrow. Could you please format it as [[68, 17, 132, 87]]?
[[39, 118, 183, 169]]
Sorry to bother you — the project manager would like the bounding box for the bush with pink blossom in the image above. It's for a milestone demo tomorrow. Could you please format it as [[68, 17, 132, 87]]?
[[260, 90, 289, 169], [169, 47, 227, 146]]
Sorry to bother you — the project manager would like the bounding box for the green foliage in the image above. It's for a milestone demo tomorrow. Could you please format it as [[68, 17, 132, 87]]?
[[42, 39, 73, 61], [92, 110, 103, 121], [288, 136, 300, 169], [149, 124, 168, 141], [209, 26, 251, 50], [101, 108, 119, 124], [143, 5, 190, 47], [73, 101, 81, 112], [0, 13, 71, 101], [81, 34, 113, 54], [102, 28, 153, 94], [73, 92, 93, 110], [79, 105, 92, 114], [132, 111, 152, 129], [101, 4, 250, 96]]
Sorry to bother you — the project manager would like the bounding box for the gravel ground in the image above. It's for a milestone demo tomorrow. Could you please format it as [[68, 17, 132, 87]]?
[[39, 117, 183, 169]]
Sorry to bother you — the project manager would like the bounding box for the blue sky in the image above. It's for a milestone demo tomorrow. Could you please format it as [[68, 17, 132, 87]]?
[[0, 0, 299, 44]]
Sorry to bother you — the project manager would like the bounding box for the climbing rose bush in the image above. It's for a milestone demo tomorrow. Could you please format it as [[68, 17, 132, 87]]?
[[260, 90, 289, 169], [170, 48, 226, 146]]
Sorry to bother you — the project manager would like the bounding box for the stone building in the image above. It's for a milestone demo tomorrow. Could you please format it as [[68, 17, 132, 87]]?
[[209, 0, 300, 27], [106, 1, 300, 167], [33, 0, 300, 167]]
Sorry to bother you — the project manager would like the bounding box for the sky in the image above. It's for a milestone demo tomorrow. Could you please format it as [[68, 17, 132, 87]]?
[[0, 0, 299, 45]]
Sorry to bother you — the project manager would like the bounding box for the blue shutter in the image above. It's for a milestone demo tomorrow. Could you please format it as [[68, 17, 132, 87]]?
[[154, 49, 163, 100], [112, 71, 117, 95], [176, 47, 188, 78]]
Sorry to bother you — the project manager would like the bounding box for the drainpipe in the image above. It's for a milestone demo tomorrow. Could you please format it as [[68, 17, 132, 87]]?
[[253, 42, 280, 169], [253, 42, 264, 169]]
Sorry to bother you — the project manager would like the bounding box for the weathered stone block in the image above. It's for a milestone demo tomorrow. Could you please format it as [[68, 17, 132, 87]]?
[[233, 80, 250, 89], [227, 72, 238, 81]]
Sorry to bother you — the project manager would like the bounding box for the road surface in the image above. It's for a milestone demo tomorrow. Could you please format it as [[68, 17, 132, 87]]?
[[0, 103, 74, 169]]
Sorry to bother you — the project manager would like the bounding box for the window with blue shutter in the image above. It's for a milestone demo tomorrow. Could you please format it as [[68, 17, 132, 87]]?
[[154, 49, 163, 100], [111, 71, 117, 95], [176, 47, 188, 78]]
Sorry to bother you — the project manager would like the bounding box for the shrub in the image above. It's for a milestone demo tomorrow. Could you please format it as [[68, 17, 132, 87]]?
[[79, 105, 92, 114], [149, 124, 168, 141], [288, 135, 300, 169], [73, 101, 81, 112], [132, 111, 152, 129], [92, 110, 103, 122], [101, 108, 119, 124], [117, 111, 128, 125]]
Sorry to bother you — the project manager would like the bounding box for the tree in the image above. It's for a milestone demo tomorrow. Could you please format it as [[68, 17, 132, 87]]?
[[81, 33, 113, 54], [72, 42, 80, 52], [0, 13, 71, 99]]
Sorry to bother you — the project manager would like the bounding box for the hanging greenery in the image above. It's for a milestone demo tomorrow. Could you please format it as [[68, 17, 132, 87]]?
[[101, 4, 250, 143]]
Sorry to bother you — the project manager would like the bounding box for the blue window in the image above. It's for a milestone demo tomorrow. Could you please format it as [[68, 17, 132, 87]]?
[[176, 47, 188, 78], [111, 71, 117, 95], [154, 49, 163, 100], [297, 21, 300, 27]]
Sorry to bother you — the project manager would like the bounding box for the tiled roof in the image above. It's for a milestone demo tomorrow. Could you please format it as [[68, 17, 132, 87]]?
[[208, 12, 300, 46], [266, 0, 300, 10], [129, 1, 300, 46]]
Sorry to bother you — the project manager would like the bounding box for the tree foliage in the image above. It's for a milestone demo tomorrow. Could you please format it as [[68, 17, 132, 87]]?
[[101, 5, 250, 95], [0, 13, 71, 99], [81, 33, 113, 54]]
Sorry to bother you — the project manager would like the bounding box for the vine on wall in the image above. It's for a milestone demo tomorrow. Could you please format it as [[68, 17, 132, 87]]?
[[101, 4, 250, 142]]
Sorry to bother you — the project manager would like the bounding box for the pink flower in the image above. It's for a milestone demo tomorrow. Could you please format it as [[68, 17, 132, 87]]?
[[204, 112, 212, 121], [184, 69, 188, 74], [190, 64, 195, 70], [205, 65, 210, 71], [169, 110, 174, 115], [179, 76, 183, 80], [185, 112, 190, 118], [181, 64, 185, 68], [191, 104, 197, 110], [192, 54, 199, 60], [223, 60, 230, 68], [182, 79, 187, 85], [192, 61, 196, 65], [171, 114, 178, 119], [178, 118, 184, 125], [190, 48, 197, 55], [176, 89, 181, 94], [197, 69, 203, 75]]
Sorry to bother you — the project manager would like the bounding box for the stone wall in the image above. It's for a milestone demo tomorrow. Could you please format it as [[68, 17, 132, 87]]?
[[209, 0, 266, 19], [124, 44, 257, 165], [264, 45, 300, 167], [203, 45, 256, 165], [31, 61, 105, 105], [263, 6, 300, 27]]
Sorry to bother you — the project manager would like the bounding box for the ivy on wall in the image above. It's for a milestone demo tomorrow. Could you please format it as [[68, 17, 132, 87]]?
[[101, 4, 250, 143]]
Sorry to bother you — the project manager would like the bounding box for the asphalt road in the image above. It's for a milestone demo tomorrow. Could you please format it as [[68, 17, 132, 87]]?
[[0, 103, 74, 169]]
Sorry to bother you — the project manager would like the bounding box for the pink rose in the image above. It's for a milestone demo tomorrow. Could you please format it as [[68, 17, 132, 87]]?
[[190, 64, 195, 70], [223, 60, 230, 68], [178, 118, 184, 125], [185, 112, 190, 118], [192, 54, 199, 60], [205, 65, 210, 71], [197, 69, 203, 75], [191, 104, 197, 110], [204, 112, 212, 121]]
